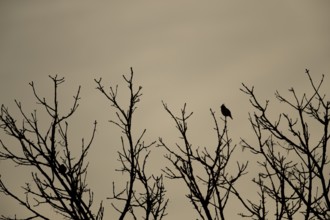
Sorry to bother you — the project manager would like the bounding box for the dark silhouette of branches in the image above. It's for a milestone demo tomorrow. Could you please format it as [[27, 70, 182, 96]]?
[[95, 68, 168, 220], [158, 102, 248, 220], [238, 69, 330, 219], [0, 76, 103, 220], [2, 67, 328, 220]]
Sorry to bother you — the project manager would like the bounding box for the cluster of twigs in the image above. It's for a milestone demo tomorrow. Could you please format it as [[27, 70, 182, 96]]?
[[0, 76, 103, 220], [238, 69, 330, 219], [158, 102, 248, 220], [95, 68, 168, 220]]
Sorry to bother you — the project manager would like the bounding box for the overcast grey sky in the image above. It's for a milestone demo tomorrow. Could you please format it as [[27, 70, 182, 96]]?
[[1, 1, 330, 219]]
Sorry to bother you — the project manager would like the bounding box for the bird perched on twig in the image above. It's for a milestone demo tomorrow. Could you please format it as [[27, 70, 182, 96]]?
[[59, 164, 67, 175], [221, 104, 233, 119]]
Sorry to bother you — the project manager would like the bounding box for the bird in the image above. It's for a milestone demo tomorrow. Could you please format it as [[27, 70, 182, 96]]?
[[59, 164, 67, 175], [221, 104, 233, 119]]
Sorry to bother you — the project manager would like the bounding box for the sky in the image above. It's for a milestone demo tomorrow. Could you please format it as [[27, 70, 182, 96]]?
[[0, 1, 330, 219]]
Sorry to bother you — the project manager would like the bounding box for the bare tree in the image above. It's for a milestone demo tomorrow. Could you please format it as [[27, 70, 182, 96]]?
[[95, 68, 168, 220], [238, 69, 330, 219], [0, 76, 104, 220], [3, 68, 328, 220], [158, 102, 248, 220]]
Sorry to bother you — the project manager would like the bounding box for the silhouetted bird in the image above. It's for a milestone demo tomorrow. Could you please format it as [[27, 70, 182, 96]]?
[[221, 104, 233, 119], [59, 164, 67, 175]]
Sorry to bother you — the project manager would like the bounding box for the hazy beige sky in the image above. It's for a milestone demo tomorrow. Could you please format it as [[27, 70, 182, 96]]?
[[1, 1, 330, 219]]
